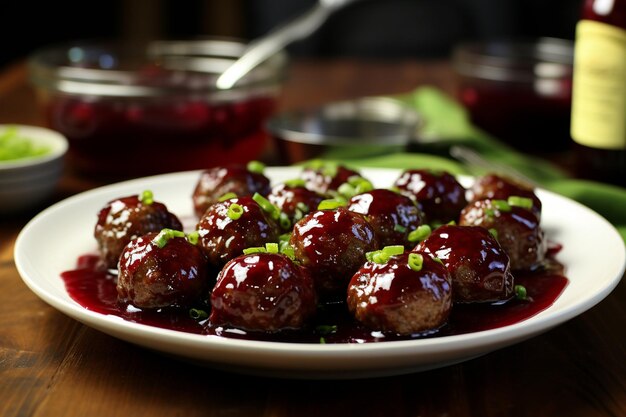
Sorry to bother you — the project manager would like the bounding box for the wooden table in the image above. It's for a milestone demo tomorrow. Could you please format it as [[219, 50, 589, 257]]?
[[1, 59, 624, 417]]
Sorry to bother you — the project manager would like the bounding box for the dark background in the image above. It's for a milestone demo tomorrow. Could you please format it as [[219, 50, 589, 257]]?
[[1, 0, 583, 69]]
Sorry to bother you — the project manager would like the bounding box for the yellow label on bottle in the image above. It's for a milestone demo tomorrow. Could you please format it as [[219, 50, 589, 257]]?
[[571, 20, 626, 150]]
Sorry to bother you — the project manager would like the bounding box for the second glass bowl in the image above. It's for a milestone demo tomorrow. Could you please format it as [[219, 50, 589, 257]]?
[[29, 38, 288, 179]]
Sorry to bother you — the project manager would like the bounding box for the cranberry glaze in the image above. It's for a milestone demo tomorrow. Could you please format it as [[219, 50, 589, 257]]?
[[192, 164, 271, 218], [393, 169, 468, 224], [94, 194, 183, 270], [117, 232, 211, 309], [210, 253, 317, 332], [348, 189, 424, 248], [348, 253, 452, 335]]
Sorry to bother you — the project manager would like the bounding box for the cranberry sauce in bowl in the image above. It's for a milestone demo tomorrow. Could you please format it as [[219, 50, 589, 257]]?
[[28, 39, 287, 179]]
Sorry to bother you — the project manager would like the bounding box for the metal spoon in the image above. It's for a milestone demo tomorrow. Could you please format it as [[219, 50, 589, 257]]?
[[216, 0, 358, 90]]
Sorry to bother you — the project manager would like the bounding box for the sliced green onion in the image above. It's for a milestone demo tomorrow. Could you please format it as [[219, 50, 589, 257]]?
[[243, 246, 266, 255], [408, 224, 431, 242], [284, 178, 306, 188], [218, 192, 238, 202], [383, 245, 404, 257], [447, 220, 457, 226], [408, 253, 424, 272], [266, 243, 279, 254], [508, 196, 533, 210], [296, 202, 309, 213], [394, 224, 407, 233], [315, 324, 338, 335], [347, 175, 373, 194], [247, 160, 265, 174], [484, 208, 496, 218], [337, 182, 356, 198], [492, 199, 512, 212], [488, 228, 498, 240], [189, 308, 208, 320], [140, 190, 154, 205], [279, 212, 291, 229], [152, 228, 185, 248], [319, 337, 327, 344], [253, 193, 281, 220], [317, 199, 345, 210], [227, 203, 244, 220], [433, 257, 444, 265], [321, 164, 338, 178], [515, 284, 528, 300], [281, 245, 295, 260], [186, 231, 199, 245]]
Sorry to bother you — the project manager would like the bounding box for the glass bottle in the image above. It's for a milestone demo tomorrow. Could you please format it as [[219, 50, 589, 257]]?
[[571, 0, 626, 187]]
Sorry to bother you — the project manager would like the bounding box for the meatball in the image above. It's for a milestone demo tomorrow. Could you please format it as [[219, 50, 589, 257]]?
[[414, 225, 514, 303], [393, 169, 467, 224], [94, 193, 183, 270], [459, 199, 547, 272], [347, 189, 424, 248], [267, 181, 325, 230], [210, 252, 317, 332], [469, 173, 542, 219], [289, 207, 380, 295], [299, 163, 362, 195], [196, 196, 281, 267], [192, 164, 271, 217], [347, 252, 452, 335], [117, 230, 211, 309]]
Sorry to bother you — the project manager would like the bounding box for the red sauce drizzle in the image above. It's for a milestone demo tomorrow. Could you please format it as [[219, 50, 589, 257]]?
[[61, 252, 568, 343]]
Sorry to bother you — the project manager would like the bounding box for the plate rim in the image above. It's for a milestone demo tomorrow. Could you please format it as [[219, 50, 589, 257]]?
[[13, 166, 626, 375]]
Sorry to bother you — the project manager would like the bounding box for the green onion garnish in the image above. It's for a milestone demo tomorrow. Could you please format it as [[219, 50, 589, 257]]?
[[227, 203, 244, 220], [152, 228, 185, 248], [407, 224, 431, 242], [515, 284, 528, 300], [247, 160, 265, 174], [284, 178, 307, 188], [315, 324, 338, 335], [279, 212, 291, 229], [186, 231, 199, 245], [140, 190, 154, 205], [189, 308, 209, 320], [243, 246, 266, 255], [408, 253, 424, 272], [317, 199, 345, 210], [319, 337, 327, 344], [488, 228, 498, 240], [492, 199, 512, 212], [218, 192, 238, 202], [394, 224, 407, 233], [508, 196, 533, 210], [252, 193, 281, 220], [365, 246, 404, 264], [266, 243, 279, 254]]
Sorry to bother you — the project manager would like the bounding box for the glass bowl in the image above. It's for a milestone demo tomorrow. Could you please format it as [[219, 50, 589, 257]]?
[[452, 38, 573, 152], [28, 39, 287, 179]]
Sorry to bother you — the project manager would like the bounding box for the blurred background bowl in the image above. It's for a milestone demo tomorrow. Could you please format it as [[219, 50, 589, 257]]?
[[0, 124, 68, 214], [28, 38, 288, 180], [269, 96, 422, 164], [452, 37, 574, 153]]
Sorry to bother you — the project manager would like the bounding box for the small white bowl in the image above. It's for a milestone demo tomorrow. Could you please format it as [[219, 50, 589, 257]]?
[[0, 124, 68, 214]]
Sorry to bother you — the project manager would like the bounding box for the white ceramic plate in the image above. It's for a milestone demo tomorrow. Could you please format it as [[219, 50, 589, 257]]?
[[14, 167, 626, 379]]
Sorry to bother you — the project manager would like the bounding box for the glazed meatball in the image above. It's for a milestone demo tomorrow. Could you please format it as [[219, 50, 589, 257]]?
[[117, 230, 211, 309], [210, 252, 317, 332], [196, 196, 281, 267], [414, 225, 514, 303], [94, 193, 183, 270], [347, 252, 452, 335], [347, 189, 424, 248], [469, 173, 542, 219], [267, 181, 325, 230], [289, 207, 380, 295], [393, 169, 467, 224], [299, 163, 362, 195], [459, 199, 547, 271], [192, 164, 271, 217]]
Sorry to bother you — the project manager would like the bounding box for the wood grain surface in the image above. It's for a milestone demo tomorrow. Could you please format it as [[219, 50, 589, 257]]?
[[0, 59, 624, 417]]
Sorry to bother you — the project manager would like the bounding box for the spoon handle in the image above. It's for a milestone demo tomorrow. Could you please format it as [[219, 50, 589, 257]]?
[[216, 0, 357, 90]]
